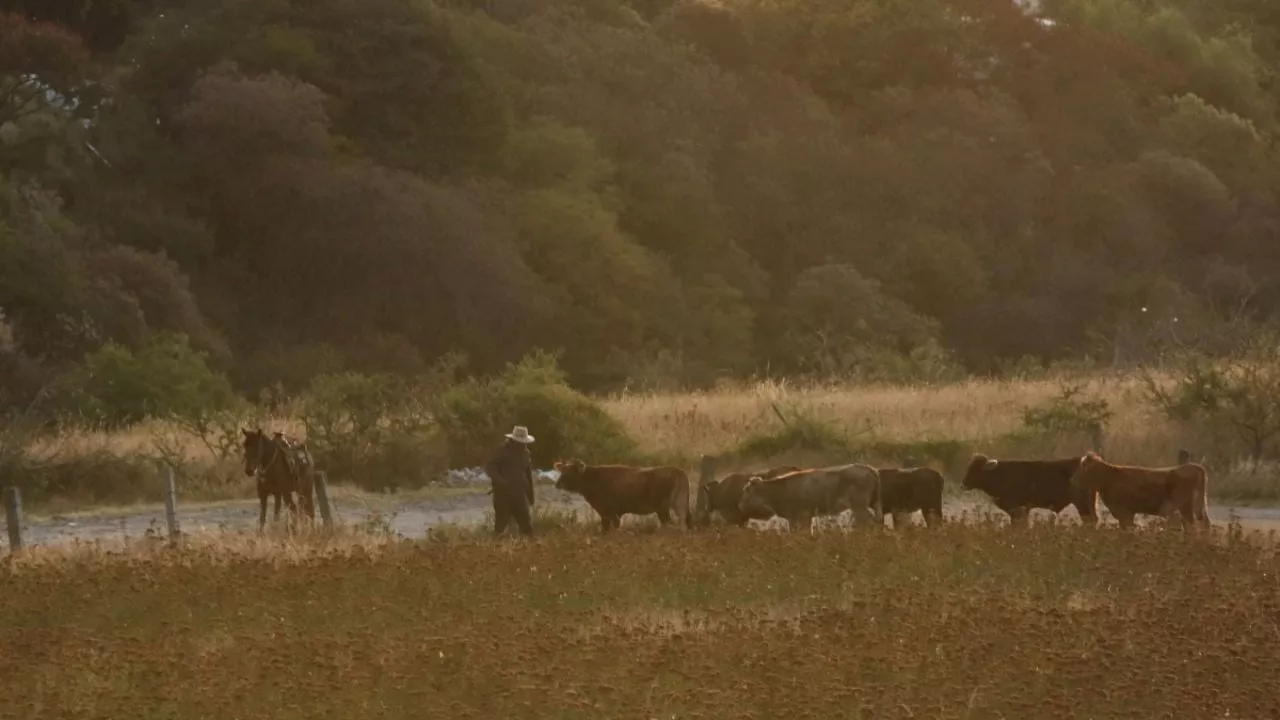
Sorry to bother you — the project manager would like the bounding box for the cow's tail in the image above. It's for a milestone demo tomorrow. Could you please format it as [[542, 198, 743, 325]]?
[[672, 471, 692, 530], [870, 470, 884, 525], [1196, 466, 1211, 528]]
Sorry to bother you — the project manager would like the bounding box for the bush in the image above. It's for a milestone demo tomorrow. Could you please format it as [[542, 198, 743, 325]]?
[[437, 351, 638, 468], [1021, 382, 1113, 446], [1142, 335, 1280, 460], [55, 333, 240, 428], [297, 367, 452, 492]]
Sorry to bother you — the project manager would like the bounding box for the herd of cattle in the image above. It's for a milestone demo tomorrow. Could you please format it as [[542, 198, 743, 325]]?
[[550, 451, 1212, 532]]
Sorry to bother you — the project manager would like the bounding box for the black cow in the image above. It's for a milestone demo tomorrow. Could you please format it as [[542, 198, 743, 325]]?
[[960, 453, 1099, 527], [874, 467, 945, 528]]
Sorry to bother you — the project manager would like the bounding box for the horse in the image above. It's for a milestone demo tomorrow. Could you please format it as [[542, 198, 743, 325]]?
[[241, 427, 317, 532]]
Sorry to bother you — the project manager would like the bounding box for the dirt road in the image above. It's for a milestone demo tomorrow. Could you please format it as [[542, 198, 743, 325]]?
[[8, 487, 1280, 549]]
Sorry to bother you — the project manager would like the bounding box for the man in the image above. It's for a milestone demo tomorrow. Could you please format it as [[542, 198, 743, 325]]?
[[484, 425, 536, 537]]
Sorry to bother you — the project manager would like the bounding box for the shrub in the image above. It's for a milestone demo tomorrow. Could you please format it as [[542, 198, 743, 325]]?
[[55, 333, 240, 428], [1021, 382, 1113, 446], [297, 367, 451, 492], [1142, 335, 1280, 460], [437, 351, 638, 468], [733, 402, 863, 461]]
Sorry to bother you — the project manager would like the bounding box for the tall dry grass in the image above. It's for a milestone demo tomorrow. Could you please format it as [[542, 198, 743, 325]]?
[[19, 370, 1277, 508], [601, 373, 1181, 462]]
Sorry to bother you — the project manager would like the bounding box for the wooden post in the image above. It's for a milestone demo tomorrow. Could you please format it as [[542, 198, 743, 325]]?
[[4, 486, 23, 552], [162, 466, 181, 541], [314, 471, 334, 529]]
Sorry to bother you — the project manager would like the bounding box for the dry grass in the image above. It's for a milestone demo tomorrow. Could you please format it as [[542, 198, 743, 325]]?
[[1, 516, 1277, 719], [601, 373, 1183, 462], [19, 371, 1276, 510]]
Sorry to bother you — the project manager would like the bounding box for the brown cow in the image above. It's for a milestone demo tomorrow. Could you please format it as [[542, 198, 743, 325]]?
[[553, 460, 692, 532], [1068, 451, 1211, 530], [695, 465, 802, 528]]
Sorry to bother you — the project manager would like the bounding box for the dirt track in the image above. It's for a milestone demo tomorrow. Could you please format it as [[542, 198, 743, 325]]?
[[7, 485, 1280, 549]]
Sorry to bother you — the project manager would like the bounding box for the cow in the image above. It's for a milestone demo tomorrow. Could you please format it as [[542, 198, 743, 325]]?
[[553, 460, 692, 532], [960, 453, 1099, 527], [737, 464, 882, 533], [694, 465, 802, 528], [874, 466, 945, 528], [1068, 451, 1211, 530]]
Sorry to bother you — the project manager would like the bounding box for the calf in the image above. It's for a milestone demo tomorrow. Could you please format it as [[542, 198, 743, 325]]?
[[554, 460, 692, 531]]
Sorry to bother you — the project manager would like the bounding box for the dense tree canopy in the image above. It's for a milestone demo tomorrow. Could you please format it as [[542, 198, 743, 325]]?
[[4, 0, 1280, 404]]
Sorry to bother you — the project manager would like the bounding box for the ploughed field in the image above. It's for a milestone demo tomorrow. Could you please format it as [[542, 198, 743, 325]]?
[[1, 519, 1277, 719]]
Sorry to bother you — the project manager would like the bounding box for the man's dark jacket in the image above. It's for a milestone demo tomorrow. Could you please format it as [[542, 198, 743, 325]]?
[[485, 440, 535, 504]]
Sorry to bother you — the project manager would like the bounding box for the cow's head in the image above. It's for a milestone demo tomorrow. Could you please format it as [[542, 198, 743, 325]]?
[[961, 453, 998, 490], [1069, 451, 1105, 492], [737, 476, 777, 520], [552, 459, 587, 492]]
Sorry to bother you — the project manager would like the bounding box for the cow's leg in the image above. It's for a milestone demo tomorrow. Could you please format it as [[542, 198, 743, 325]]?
[[892, 511, 911, 530], [1114, 511, 1136, 530], [923, 507, 943, 527], [788, 513, 812, 533], [600, 514, 620, 532], [656, 507, 672, 526], [1076, 502, 1099, 528], [851, 505, 877, 529]]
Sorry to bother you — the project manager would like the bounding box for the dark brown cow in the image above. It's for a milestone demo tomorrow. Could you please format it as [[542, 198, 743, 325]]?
[[1069, 451, 1211, 530], [874, 467, 945, 528], [695, 465, 802, 528], [553, 460, 692, 531], [737, 464, 882, 532], [960, 454, 1098, 527]]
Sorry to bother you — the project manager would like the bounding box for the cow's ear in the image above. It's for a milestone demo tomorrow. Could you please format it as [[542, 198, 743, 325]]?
[[242, 428, 251, 437], [983, 458, 999, 471], [553, 461, 565, 471]]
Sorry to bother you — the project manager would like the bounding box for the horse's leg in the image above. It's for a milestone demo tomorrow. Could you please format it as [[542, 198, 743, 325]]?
[[258, 488, 268, 533]]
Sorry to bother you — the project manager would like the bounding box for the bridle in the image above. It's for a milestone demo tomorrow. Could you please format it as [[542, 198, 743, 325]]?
[[247, 433, 285, 479]]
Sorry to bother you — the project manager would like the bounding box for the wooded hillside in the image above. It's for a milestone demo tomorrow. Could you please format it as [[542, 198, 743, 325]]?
[[4, 0, 1280, 405]]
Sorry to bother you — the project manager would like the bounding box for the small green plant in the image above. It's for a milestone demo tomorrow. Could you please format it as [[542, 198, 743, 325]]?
[[1022, 383, 1113, 443], [734, 402, 868, 461]]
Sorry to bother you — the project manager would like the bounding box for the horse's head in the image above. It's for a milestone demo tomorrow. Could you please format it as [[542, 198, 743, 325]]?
[[241, 427, 271, 477]]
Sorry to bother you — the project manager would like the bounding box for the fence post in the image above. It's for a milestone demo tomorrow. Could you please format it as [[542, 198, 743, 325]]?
[[162, 465, 181, 541], [4, 486, 22, 552], [313, 471, 334, 529]]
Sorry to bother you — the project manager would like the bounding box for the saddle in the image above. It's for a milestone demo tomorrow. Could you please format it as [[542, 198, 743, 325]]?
[[271, 432, 313, 483]]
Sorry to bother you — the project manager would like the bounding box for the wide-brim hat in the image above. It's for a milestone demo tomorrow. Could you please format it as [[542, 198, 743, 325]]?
[[506, 425, 535, 443]]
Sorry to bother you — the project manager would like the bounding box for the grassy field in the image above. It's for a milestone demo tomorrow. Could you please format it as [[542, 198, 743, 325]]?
[[12, 372, 1280, 510], [1, 513, 1277, 719]]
